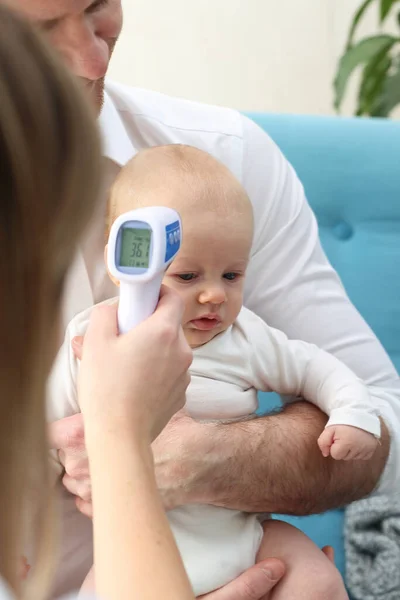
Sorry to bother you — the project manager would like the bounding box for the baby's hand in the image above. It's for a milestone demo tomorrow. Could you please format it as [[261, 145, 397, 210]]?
[[318, 425, 379, 461]]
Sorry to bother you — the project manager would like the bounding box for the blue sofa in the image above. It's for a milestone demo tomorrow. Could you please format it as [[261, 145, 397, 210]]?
[[247, 113, 400, 578]]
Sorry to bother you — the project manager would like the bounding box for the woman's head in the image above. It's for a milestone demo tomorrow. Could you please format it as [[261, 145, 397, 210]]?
[[0, 5, 101, 596]]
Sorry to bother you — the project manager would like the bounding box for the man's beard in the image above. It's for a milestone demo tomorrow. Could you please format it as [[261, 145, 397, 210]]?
[[93, 38, 118, 114], [94, 77, 106, 114]]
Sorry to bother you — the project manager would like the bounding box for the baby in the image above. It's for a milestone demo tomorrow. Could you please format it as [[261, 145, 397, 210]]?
[[48, 145, 381, 599]]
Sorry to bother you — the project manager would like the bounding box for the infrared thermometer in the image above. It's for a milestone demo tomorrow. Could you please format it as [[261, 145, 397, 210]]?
[[107, 207, 182, 334]]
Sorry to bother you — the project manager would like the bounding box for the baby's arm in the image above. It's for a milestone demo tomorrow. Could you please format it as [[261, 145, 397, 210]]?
[[246, 310, 380, 460]]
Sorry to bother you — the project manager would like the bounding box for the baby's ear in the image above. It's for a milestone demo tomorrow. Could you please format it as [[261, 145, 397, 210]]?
[[104, 244, 120, 288]]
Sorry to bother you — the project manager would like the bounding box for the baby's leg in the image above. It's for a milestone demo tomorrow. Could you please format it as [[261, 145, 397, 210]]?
[[257, 520, 348, 600]]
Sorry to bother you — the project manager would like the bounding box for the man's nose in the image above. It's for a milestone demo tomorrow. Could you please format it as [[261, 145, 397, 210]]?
[[199, 286, 227, 305], [58, 18, 110, 81]]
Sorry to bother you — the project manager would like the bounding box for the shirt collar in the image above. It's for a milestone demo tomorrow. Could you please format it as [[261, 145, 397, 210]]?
[[98, 90, 136, 166]]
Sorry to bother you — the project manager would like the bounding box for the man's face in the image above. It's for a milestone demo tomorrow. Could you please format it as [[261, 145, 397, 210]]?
[[6, 0, 123, 112]]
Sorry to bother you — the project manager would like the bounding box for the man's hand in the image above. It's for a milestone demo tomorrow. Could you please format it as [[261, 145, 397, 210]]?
[[48, 410, 209, 515], [199, 548, 333, 600], [49, 413, 92, 513]]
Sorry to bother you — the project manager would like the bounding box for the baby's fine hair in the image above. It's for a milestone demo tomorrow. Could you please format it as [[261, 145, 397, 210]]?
[[106, 144, 253, 237]]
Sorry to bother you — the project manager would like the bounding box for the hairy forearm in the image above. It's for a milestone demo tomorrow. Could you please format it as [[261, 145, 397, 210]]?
[[189, 402, 390, 515]]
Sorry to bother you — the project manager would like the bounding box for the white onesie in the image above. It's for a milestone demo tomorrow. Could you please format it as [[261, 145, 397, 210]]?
[[47, 302, 380, 596]]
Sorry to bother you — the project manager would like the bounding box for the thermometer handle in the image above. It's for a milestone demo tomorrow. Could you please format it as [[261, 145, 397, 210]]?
[[118, 276, 164, 334]]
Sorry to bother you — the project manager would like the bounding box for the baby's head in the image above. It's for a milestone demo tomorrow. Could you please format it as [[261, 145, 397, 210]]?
[[108, 144, 254, 348]]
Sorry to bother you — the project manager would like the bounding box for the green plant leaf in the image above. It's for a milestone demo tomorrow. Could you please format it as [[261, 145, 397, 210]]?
[[347, 0, 375, 49], [380, 0, 400, 22], [357, 47, 392, 114], [370, 63, 400, 115], [334, 34, 398, 111]]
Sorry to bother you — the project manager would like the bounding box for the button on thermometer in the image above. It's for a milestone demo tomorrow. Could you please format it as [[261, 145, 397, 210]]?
[[107, 207, 182, 333]]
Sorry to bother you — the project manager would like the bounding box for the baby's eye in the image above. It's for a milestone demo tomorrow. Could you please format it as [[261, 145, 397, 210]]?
[[223, 272, 240, 281], [177, 273, 197, 282]]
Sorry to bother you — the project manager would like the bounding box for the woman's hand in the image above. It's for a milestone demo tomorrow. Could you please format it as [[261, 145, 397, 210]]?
[[75, 288, 195, 600], [78, 286, 192, 443]]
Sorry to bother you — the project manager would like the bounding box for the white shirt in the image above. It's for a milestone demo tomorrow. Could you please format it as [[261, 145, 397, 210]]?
[[48, 303, 382, 595]]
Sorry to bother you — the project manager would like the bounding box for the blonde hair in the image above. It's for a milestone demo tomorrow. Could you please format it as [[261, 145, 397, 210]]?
[[107, 144, 254, 237], [0, 6, 101, 598]]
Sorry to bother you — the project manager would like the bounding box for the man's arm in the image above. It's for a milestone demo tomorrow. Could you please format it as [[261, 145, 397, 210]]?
[[154, 404, 389, 515], [153, 117, 398, 514]]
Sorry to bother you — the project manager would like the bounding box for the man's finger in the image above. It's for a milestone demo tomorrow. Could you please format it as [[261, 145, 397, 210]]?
[[63, 474, 91, 502], [62, 474, 80, 497], [198, 559, 285, 600], [76, 497, 93, 519], [48, 414, 85, 450]]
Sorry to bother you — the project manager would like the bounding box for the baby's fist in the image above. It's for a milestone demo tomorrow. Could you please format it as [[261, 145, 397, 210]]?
[[318, 425, 379, 461]]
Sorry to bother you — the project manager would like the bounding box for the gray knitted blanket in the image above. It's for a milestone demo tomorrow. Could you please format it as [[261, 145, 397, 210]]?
[[345, 495, 400, 600]]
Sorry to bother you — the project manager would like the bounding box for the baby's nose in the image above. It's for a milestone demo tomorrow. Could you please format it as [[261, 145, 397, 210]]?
[[199, 286, 227, 305]]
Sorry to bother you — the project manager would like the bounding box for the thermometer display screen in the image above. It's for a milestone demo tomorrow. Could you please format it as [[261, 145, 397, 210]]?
[[119, 227, 151, 269]]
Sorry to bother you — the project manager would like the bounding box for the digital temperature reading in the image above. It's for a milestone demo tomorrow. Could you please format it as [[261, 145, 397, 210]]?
[[107, 207, 182, 334], [119, 227, 152, 269]]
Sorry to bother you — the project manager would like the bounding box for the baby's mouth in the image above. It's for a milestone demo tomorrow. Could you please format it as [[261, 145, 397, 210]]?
[[190, 314, 222, 331]]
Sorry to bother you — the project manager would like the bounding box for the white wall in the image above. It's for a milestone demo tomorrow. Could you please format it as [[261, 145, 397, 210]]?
[[108, 0, 394, 115]]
